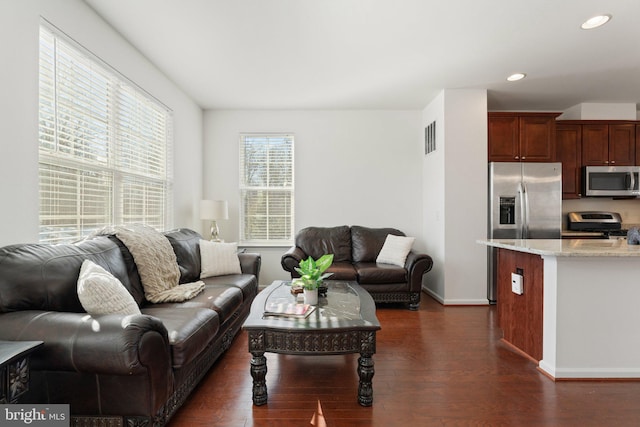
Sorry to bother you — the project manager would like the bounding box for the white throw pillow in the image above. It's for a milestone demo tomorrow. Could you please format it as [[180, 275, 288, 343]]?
[[199, 240, 242, 278], [376, 234, 415, 267], [77, 259, 141, 316]]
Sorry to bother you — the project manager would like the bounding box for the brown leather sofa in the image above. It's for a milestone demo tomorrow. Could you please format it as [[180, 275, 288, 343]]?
[[0, 228, 260, 427], [281, 225, 432, 310]]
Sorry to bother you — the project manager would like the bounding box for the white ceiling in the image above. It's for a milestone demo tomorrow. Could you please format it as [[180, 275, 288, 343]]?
[[84, 0, 640, 112]]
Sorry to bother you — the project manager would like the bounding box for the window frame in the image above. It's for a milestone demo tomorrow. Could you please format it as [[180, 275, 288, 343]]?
[[38, 21, 173, 244], [239, 133, 295, 247]]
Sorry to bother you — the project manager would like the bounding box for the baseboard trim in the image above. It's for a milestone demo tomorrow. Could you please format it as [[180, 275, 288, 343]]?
[[422, 287, 444, 304], [421, 288, 489, 306], [442, 298, 489, 306], [539, 360, 640, 379]]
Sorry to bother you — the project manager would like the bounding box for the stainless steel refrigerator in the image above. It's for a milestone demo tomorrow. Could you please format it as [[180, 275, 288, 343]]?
[[487, 162, 562, 303]]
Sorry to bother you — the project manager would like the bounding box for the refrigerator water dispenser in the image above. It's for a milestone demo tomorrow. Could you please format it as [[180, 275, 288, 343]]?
[[499, 197, 516, 225]]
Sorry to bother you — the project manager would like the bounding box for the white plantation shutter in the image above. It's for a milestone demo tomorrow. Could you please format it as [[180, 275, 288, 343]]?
[[239, 134, 294, 245], [38, 23, 173, 243]]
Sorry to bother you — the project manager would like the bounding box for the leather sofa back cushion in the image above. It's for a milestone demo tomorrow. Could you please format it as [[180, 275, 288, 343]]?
[[351, 226, 405, 263], [163, 228, 202, 283], [0, 236, 143, 313], [295, 226, 352, 262]]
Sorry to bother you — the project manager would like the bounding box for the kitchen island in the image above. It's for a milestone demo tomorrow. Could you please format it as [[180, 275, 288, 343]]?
[[479, 238, 640, 379]]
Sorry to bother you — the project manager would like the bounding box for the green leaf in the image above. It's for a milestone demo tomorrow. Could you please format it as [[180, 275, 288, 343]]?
[[315, 254, 334, 274], [294, 254, 334, 285]]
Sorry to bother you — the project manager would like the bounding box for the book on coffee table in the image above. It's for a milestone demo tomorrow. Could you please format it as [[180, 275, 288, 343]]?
[[263, 301, 316, 319]]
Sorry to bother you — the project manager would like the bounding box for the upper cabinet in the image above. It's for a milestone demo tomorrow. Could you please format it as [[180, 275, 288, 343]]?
[[488, 112, 560, 162], [556, 121, 638, 199], [492, 114, 640, 199], [581, 124, 635, 166], [556, 124, 582, 199]]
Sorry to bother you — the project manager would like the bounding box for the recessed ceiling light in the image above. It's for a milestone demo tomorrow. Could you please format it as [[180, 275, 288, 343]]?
[[507, 73, 526, 82], [581, 14, 612, 30]]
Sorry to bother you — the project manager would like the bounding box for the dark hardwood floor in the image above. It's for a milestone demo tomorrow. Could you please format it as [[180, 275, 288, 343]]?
[[169, 294, 640, 426]]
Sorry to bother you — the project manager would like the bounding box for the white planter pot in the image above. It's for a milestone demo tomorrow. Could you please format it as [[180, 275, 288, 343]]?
[[303, 288, 318, 305]]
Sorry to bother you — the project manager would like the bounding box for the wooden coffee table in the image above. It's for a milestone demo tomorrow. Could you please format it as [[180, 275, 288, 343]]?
[[242, 280, 381, 406]]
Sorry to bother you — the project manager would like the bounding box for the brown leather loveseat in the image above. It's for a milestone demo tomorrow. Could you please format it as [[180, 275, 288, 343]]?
[[0, 228, 260, 427], [281, 225, 432, 310]]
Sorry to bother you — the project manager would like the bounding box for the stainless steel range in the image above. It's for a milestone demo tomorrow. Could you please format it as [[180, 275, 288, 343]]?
[[567, 211, 627, 239]]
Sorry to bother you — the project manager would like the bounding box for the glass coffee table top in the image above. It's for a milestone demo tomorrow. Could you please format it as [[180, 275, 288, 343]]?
[[244, 280, 380, 330]]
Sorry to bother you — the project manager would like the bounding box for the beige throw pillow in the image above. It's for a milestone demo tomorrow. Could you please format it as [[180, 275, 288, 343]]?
[[77, 259, 141, 316], [199, 240, 242, 278], [376, 234, 415, 267]]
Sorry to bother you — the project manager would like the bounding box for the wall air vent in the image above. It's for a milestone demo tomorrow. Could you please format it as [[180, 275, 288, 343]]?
[[425, 121, 436, 155]]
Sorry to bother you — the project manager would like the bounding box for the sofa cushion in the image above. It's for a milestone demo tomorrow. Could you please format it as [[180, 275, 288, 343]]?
[[164, 228, 202, 284], [140, 306, 219, 368], [376, 234, 415, 267], [355, 262, 407, 284], [199, 240, 242, 278], [193, 285, 244, 324], [351, 226, 405, 263], [326, 262, 358, 281], [77, 260, 141, 316], [202, 274, 258, 302], [148, 285, 244, 325], [295, 226, 352, 262], [0, 236, 138, 313]]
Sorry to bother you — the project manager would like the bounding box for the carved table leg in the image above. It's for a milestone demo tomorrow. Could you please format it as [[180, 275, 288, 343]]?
[[357, 353, 374, 406], [250, 352, 268, 405]]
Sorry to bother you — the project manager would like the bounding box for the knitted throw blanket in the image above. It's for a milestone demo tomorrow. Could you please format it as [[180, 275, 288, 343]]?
[[99, 225, 205, 303]]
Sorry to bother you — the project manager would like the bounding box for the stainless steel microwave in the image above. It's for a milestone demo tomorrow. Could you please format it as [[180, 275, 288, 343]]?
[[584, 166, 640, 197]]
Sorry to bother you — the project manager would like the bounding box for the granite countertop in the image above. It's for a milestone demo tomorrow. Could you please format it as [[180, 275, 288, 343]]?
[[478, 238, 640, 257]]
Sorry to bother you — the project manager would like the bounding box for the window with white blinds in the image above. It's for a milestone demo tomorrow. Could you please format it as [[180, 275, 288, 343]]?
[[38, 23, 173, 243], [239, 134, 294, 245]]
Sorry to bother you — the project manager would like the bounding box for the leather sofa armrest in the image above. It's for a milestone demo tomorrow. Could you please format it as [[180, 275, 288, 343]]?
[[0, 310, 171, 377], [280, 246, 307, 276], [239, 252, 261, 280], [405, 251, 434, 293]]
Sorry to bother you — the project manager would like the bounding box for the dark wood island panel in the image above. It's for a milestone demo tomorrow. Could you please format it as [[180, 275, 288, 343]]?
[[496, 248, 543, 361]]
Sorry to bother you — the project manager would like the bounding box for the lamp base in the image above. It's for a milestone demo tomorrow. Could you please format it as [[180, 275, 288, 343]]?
[[210, 221, 222, 242]]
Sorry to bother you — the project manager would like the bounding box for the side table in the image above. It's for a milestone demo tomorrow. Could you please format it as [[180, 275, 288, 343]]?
[[0, 340, 44, 403]]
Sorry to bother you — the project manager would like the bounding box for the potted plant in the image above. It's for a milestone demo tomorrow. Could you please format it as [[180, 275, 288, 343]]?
[[294, 254, 334, 305]]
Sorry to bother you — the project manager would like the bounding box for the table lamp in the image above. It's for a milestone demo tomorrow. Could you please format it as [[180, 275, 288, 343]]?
[[200, 200, 228, 242]]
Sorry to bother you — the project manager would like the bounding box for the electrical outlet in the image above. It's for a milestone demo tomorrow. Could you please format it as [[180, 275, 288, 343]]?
[[511, 272, 523, 295]]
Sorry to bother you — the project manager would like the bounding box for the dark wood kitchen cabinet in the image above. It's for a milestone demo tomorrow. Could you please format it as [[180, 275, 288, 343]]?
[[488, 112, 560, 162], [581, 123, 635, 166], [556, 124, 582, 199], [557, 120, 638, 199]]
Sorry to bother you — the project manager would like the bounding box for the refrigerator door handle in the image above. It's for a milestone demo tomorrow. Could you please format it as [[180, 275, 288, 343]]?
[[523, 183, 530, 238], [517, 182, 526, 239]]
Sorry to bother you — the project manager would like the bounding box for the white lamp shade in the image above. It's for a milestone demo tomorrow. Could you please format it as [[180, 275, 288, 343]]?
[[200, 200, 229, 220]]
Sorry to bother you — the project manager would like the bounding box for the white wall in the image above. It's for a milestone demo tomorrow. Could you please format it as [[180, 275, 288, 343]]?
[[203, 110, 423, 286], [421, 93, 446, 299], [422, 89, 488, 304], [0, 0, 203, 245]]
